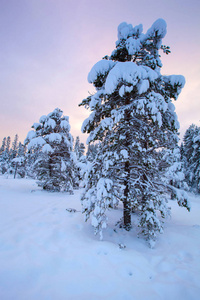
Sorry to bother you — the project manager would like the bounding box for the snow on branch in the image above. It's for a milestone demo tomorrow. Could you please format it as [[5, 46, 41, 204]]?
[[88, 60, 116, 84], [44, 118, 56, 129], [46, 133, 62, 143], [27, 137, 46, 150], [117, 22, 143, 41], [143, 18, 167, 40], [42, 144, 53, 153], [105, 62, 158, 96]]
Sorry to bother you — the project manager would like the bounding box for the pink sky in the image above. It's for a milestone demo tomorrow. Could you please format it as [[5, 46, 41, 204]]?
[[0, 0, 200, 145]]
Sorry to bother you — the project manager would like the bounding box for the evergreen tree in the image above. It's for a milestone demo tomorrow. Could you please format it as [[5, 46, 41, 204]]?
[[5, 136, 11, 155], [0, 137, 6, 154], [192, 128, 200, 193], [180, 142, 185, 161], [183, 124, 198, 164], [11, 134, 19, 159], [0, 137, 7, 174], [183, 125, 200, 192], [79, 19, 190, 245], [17, 142, 26, 158], [74, 136, 85, 160], [73, 136, 86, 185], [25, 108, 75, 192], [12, 156, 26, 178], [0, 136, 11, 174], [11, 141, 26, 179], [86, 143, 99, 162]]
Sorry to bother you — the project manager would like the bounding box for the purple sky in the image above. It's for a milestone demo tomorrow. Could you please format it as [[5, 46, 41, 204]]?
[[0, 0, 200, 145]]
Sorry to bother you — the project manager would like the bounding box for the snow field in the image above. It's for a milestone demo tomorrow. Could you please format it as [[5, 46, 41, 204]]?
[[0, 177, 200, 300]]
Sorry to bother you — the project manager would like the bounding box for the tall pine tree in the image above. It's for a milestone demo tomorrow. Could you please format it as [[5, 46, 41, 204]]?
[[80, 19, 190, 245]]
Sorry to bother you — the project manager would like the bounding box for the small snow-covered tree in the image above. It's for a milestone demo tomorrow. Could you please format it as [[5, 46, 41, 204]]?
[[191, 129, 200, 193], [11, 141, 27, 179], [12, 156, 26, 178], [74, 136, 85, 160], [0, 137, 7, 174], [25, 108, 75, 192], [73, 136, 86, 185], [0, 136, 12, 175], [5, 136, 11, 154], [80, 19, 190, 245], [86, 143, 99, 162], [183, 125, 200, 192], [17, 142, 26, 158], [10, 134, 19, 159], [0, 137, 6, 154], [183, 124, 197, 163], [183, 124, 197, 187]]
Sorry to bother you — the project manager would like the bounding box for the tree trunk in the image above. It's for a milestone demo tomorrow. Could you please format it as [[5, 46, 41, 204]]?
[[123, 160, 131, 230], [123, 98, 131, 230], [14, 163, 18, 179]]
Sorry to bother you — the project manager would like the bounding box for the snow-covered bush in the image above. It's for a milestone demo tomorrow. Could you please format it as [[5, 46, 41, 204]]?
[[80, 19, 190, 246]]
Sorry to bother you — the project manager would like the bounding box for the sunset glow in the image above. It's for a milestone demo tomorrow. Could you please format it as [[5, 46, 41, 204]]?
[[0, 0, 199, 144]]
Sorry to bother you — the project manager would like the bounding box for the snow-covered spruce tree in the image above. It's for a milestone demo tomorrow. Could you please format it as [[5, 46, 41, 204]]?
[[0, 137, 7, 174], [73, 136, 86, 185], [183, 125, 198, 165], [191, 128, 200, 193], [183, 124, 197, 187], [12, 156, 26, 178], [11, 140, 27, 179], [6, 136, 11, 155], [0, 137, 7, 155], [183, 125, 200, 192], [10, 134, 19, 159], [86, 143, 99, 162], [24, 108, 75, 192], [74, 136, 85, 160], [79, 19, 190, 245], [0, 136, 12, 175]]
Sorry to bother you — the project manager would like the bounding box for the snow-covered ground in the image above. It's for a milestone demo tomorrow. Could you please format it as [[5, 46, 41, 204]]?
[[0, 177, 200, 300]]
